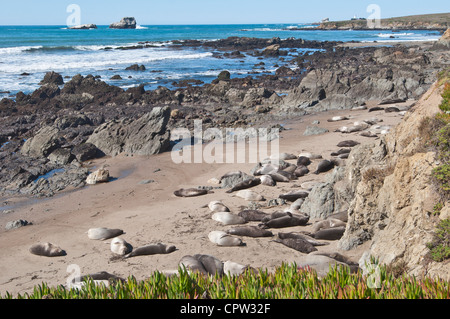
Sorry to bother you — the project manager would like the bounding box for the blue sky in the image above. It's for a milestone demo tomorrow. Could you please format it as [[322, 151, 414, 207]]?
[[0, 0, 448, 25]]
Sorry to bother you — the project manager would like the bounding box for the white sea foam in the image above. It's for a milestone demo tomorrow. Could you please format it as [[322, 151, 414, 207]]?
[[136, 25, 149, 30]]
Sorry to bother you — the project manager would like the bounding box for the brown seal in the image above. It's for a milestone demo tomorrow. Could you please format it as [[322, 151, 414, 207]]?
[[124, 243, 176, 258], [29, 242, 66, 257], [226, 177, 261, 193], [227, 226, 273, 238], [174, 188, 212, 197]]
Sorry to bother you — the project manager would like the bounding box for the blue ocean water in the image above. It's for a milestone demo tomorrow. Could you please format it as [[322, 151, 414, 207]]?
[[0, 24, 442, 98]]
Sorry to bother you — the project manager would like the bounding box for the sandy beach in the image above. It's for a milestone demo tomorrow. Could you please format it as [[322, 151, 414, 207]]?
[[0, 99, 410, 296]]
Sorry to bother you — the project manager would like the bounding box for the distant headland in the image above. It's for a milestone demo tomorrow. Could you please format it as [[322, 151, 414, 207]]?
[[289, 12, 450, 31]]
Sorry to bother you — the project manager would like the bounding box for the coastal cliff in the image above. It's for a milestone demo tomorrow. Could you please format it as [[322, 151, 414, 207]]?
[[330, 75, 450, 279]]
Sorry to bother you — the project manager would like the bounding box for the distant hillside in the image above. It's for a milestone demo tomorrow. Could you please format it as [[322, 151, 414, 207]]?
[[316, 12, 450, 31]]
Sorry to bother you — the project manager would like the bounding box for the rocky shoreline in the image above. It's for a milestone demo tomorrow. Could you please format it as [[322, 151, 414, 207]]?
[[0, 36, 449, 201]]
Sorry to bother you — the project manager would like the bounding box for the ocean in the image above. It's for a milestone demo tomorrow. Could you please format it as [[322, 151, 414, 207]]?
[[0, 24, 442, 99]]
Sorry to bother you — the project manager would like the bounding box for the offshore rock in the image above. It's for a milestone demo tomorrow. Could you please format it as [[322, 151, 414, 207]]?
[[109, 17, 137, 29]]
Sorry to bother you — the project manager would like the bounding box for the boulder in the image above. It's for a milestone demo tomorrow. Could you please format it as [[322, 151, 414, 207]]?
[[86, 169, 110, 185], [436, 28, 450, 48], [5, 219, 31, 230], [217, 71, 231, 81], [68, 24, 97, 30], [109, 17, 137, 29], [39, 72, 64, 86], [21, 126, 60, 158], [71, 143, 103, 162], [87, 106, 171, 156], [48, 148, 74, 165], [303, 126, 329, 136], [125, 64, 146, 71]]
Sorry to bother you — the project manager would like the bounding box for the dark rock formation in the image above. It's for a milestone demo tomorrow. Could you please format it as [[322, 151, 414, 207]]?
[[109, 17, 137, 29]]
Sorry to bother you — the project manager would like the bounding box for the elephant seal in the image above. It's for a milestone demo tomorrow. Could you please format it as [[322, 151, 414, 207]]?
[[260, 175, 276, 186], [212, 212, 246, 225], [88, 228, 124, 240], [254, 164, 278, 176], [208, 231, 245, 246], [313, 226, 346, 240], [260, 213, 309, 229], [179, 255, 208, 275], [269, 172, 290, 183], [278, 232, 329, 246], [273, 237, 318, 254], [174, 188, 212, 197], [327, 116, 349, 122], [279, 190, 309, 202], [310, 251, 359, 270], [29, 242, 66, 257], [290, 198, 304, 211], [275, 170, 297, 181], [261, 211, 292, 222], [330, 148, 351, 157], [123, 243, 176, 258], [226, 177, 261, 193], [179, 254, 224, 276], [110, 237, 132, 256], [311, 218, 346, 233], [234, 190, 265, 201], [360, 131, 378, 138], [326, 210, 348, 222], [337, 140, 360, 148], [314, 160, 335, 175], [270, 153, 297, 161], [227, 226, 273, 238], [297, 156, 312, 167], [238, 210, 269, 222], [208, 201, 230, 213], [74, 271, 125, 285], [368, 106, 384, 112], [294, 165, 309, 177], [223, 261, 255, 276]]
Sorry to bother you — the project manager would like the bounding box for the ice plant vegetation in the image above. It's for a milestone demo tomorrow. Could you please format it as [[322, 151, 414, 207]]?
[[1, 263, 449, 299]]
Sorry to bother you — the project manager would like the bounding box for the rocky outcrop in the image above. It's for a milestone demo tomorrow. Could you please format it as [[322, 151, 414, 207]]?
[[68, 24, 97, 30], [86, 106, 171, 156], [20, 126, 60, 158], [282, 46, 434, 111], [109, 17, 137, 29], [436, 28, 450, 48]]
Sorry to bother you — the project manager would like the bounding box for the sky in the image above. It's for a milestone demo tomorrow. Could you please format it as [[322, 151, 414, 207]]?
[[0, 0, 448, 25]]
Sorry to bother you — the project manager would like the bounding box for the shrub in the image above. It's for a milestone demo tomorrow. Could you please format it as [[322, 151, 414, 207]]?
[[427, 219, 450, 262]]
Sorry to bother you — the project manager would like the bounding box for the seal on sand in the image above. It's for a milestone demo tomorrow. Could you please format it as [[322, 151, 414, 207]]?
[[110, 237, 132, 256], [278, 232, 329, 246], [337, 140, 360, 148], [260, 212, 309, 229], [297, 156, 312, 167], [279, 190, 309, 202], [208, 201, 230, 213], [313, 226, 346, 240], [311, 218, 346, 233], [227, 226, 273, 238], [238, 210, 269, 222], [273, 237, 318, 254], [123, 243, 176, 258], [294, 165, 309, 177], [226, 177, 261, 193], [208, 231, 245, 246], [314, 160, 335, 175], [179, 254, 224, 276], [234, 190, 266, 201], [88, 227, 124, 240], [269, 172, 290, 183], [223, 261, 254, 276], [212, 212, 246, 225], [29, 242, 66, 257], [174, 188, 212, 197], [260, 175, 276, 186]]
